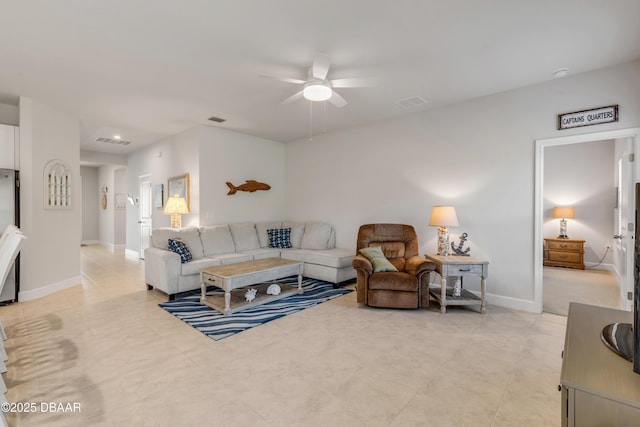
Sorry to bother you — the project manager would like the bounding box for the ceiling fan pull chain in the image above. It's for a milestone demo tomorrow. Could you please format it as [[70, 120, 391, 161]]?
[[309, 100, 313, 142]]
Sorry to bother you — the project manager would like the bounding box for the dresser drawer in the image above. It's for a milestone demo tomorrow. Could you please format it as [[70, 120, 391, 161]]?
[[547, 250, 582, 264], [445, 264, 484, 276], [201, 273, 220, 286], [546, 240, 583, 251]]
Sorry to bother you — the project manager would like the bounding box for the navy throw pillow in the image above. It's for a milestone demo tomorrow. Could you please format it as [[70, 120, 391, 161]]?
[[267, 228, 292, 249], [168, 238, 192, 263]]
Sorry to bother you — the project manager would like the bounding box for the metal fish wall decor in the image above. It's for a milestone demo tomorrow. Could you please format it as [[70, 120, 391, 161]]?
[[226, 180, 271, 195]]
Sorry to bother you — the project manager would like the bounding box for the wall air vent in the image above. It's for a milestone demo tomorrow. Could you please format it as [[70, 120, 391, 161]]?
[[208, 116, 226, 123], [395, 96, 428, 109], [96, 137, 132, 146]]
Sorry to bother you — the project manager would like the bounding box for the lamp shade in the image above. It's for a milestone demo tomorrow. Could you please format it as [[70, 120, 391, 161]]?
[[164, 195, 189, 215], [552, 206, 575, 219], [429, 206, 459, 227]]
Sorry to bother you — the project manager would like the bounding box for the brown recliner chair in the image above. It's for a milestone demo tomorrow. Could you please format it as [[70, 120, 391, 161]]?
[[352, 224, 435, 309]]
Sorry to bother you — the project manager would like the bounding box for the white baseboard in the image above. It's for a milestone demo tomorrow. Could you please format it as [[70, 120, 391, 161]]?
[[584, 262, 614, 271], [99, 242, 126, 251], [484, 292, 539, 313], [18, 275, 82, 301], [81, 240, 99, 245]]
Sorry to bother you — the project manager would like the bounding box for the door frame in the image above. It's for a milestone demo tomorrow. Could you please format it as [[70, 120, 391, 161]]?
[[534, 127, 640, 313], [138, 174, 153, 259]]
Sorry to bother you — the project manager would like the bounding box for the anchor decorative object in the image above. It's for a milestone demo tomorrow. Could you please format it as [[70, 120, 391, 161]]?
[[451, 232, 471, 256]]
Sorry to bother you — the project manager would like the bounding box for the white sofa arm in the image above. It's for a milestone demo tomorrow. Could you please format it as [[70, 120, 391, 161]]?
[[144, 247, 181, 296]]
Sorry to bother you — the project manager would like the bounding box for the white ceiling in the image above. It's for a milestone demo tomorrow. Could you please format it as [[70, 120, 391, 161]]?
[[0, 1, 638, 155]]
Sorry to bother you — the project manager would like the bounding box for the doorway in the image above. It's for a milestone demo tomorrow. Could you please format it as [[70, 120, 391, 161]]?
[[534, 128, 640, 314]]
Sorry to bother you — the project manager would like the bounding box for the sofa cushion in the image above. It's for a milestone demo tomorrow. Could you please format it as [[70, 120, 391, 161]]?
[[152, 227, 204, 259], [181, 257, 222, 276], [268, 228, 292, 249], [359, 246, 398, 272], [200, 225, 236, 256], [282, 221, 305, 248], [300, 222, 332, 250], [229, 223, 260, 251], [238, 248, 281, 260], [281, 248, 354, 268], [209, 253, 254, 265], [256, 221, 282, 247]]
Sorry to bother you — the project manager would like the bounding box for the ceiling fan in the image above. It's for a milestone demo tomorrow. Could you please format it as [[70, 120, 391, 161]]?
[[260, 54, 377, 108]]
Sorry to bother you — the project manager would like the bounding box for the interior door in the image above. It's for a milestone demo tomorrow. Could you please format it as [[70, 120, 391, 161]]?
[[138, 177, 152, 259], [613, 138, 635, 311]]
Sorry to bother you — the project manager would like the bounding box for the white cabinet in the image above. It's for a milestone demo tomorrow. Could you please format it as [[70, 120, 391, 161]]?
[[0, 124, 17, 169]]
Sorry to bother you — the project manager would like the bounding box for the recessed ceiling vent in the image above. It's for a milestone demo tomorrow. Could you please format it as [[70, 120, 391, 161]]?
[[96, 137, 132, 146], [395, 96, 428, 109], [208, 116, 226, 123]]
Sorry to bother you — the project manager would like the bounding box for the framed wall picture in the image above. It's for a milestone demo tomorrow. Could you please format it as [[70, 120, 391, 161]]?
[[167, 173, 190, 210], [154, 183, 164, 208]]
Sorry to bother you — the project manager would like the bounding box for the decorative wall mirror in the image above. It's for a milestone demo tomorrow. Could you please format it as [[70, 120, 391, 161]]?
[[44, 159, 72, 209]]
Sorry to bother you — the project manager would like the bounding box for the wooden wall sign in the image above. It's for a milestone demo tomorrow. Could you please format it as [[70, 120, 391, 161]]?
[[558, 105, 618, 130]]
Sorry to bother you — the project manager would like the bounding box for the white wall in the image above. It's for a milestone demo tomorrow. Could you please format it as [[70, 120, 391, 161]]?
[[198, 126, 286, 225], [543, 140, 615, 265], [126, 125, 286, 255], [126, 126, 200, 255], [18, 97, 82, 300], [0, 103, 19, 126], [80, 166, 99, 243], [284, 60, 640, 309]]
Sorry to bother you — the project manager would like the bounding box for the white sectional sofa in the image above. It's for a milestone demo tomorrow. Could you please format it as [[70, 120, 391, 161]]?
[[144, 221, 356, 300]]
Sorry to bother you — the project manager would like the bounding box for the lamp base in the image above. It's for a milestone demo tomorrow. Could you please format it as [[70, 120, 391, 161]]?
[[437, 226, 450, 256], [557, 219, 569, 239], [170, 214, 182, 229]]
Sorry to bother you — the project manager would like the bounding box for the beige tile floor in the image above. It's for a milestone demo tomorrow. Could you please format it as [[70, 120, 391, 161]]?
[[0, 245, 566, 426]]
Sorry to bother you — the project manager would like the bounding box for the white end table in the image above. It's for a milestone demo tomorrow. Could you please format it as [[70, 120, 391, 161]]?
[[424, 254, 488, 314]]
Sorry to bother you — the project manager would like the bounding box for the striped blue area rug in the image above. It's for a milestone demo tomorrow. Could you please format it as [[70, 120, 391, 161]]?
[[159, 277, 353, 341]]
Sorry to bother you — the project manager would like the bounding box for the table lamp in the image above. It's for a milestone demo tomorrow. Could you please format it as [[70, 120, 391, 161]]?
[[429, 206, 459, 256], [553, 206, 574, 239], [164, 194, 189, 229]]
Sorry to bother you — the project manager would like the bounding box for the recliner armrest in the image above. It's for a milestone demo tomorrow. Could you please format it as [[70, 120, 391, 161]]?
[[352, 254, 373, 274], [405, 256, 435, 276]]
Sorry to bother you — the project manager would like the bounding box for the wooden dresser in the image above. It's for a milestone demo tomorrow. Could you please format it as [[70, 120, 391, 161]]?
[[543, 238, 585, 270]]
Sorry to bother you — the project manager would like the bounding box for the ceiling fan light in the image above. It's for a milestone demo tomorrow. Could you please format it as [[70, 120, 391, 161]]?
[[303, 82, 332, 101]]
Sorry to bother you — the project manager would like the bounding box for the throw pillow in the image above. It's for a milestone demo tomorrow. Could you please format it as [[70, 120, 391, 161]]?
[[359, 246, 398, 273], [267, 228, 292, 249], [168, 238, 193, 263]]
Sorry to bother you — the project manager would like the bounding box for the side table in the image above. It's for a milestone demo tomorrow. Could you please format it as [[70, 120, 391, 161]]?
[[424, 254, 488, 314]]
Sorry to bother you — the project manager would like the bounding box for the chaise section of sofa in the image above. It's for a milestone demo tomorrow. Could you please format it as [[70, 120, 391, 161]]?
[[144, 221, 356, 300]]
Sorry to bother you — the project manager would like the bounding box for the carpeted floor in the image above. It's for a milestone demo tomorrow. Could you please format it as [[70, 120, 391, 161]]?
[[543, 266, 621, 316]]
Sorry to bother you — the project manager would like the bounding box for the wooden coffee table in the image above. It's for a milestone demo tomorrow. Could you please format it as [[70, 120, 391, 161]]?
[[200, 258, 304, 315]]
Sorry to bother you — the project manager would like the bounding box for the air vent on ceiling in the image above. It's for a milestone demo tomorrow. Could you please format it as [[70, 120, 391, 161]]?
[[395, 96, 428, 109], [96, 137, 132, 146], [208, 116, 226, 123]]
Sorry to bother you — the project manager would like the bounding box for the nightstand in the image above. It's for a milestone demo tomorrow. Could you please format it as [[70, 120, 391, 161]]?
[[543, 238, 585, 270]]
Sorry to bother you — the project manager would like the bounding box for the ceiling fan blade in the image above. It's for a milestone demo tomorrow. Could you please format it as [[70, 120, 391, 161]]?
[[312, 54, 331, 80], [328, 90, 348, 108], [259, 75, 306, 85], [281, 90, 304, 105], [330, 77, 378, 88]]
